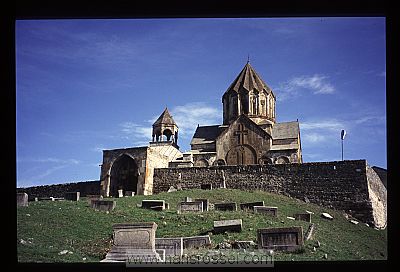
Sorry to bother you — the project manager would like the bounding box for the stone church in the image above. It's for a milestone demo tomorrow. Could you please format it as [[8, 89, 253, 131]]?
[[100, 62, 303, 196]]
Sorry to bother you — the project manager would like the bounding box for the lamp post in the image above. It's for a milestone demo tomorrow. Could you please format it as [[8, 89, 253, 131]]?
[[341, 129, 346, 161]]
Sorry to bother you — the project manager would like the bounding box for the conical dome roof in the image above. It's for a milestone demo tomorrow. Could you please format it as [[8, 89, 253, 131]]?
[[153, 107, 177, 127], [224, 62, 274, 97]]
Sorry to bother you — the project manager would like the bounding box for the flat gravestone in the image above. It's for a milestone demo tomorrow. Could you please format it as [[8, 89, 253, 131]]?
[[195, 199, 209, 211], [150, 206, 164, 211], [178, 201, 203, 213], [254, 206, 278, 217], [155, 237, 183, 257], [257, 227, 304, 252], [214, 202, 237, 211], [294, 213, 312, 223], [118, 189, 124, 198], [240, 201, 265, 210], [91, 200, 116, 212], [17, 193, 28, 207], [213, 219, 242, 233], [38, 197, 54, 201], [142, 200, 165, 210], [200, 184, 212, 190], [86, 195, 103, 204], [182, 235, 211, 249], [65, 192, 80, 201], [103, 222, 162, 262], [125, 191, 135, 197]]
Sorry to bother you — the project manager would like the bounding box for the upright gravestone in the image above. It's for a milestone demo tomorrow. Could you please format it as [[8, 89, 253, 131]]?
[[214, 202, 237, 211], [91, 200, 116, 212], [183, 197, 192, 202], [294, 213, 312, 223], [155, 237, 183, 257], [65, 192, 80, 201], [253, 206, 278, 217], [240, 201, 265, 210], [102, 222, 162, 262], [213, 219, 242, 233], [118, 189, 124, 198], [178, 201, 203, 213], [257, 227, 304, 252], [195, 199, 209, 211], [17, 193, 28, 207]]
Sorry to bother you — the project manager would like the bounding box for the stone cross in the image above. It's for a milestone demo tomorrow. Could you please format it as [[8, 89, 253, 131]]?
[[234, 124, 248, 145]]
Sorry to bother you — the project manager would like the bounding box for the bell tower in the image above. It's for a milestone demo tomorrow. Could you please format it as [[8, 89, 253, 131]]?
[[151, 107, 179, 147]]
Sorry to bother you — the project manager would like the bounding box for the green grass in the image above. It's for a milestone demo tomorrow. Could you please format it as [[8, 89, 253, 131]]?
[[17, 189, 387, 262]]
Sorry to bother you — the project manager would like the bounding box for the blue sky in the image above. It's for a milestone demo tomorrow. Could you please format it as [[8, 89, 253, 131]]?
[[16, 18, 386, 187]]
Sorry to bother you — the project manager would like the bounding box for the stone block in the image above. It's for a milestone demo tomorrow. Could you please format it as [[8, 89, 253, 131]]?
[[17, 193, 28, 207], [86, 194, 103, 204], [91, 200, 116, 212], [118, 189, 124, 198], [65, 192, 80, 201], [214, 202, 237, 211], [155, 237, 183, 257], [178, 201, 203, 213], [141, 200, 165, 210], [104, 222, 162, 262], [257, 227, 304, 252], [182, 235, 211, 249], [253, 206, 278, 217], [195, 199, 209, 211], [240, 201, 265, 210], [213, 219, 242, 233]]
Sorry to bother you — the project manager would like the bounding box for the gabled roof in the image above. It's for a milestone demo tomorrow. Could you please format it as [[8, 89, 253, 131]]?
[[224, 62, 274, 97], [271, 121, 300, 139], [153, 108, 177, 127], [216, 114, 272, 143], [190, 125, 225, 146]]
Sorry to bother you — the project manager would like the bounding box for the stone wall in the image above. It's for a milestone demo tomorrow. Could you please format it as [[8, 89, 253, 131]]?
[[17, 180, 100, 200], [153, 160, 387, 228]]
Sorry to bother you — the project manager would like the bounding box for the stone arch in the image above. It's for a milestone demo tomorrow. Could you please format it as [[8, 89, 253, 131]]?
[[214, 159, 226, 166], [162, 128, 173, 141], [258, 156, 273, 165], [225, 144, 257, 165], [276, 156, 290, 164], [109, 154, 139, 197], [194, 159, 209, 167]]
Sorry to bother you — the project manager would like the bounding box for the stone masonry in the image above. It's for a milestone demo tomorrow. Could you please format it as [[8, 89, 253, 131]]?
[[153, 159, 387, 229]]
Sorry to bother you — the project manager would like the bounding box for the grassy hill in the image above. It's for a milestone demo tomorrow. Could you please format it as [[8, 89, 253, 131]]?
[[17, 189, 387, 262]]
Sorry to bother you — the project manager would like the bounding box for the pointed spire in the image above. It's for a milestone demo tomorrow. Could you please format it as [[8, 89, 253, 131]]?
[[224, 61, 273, 96], [153, 107, 177, 126]]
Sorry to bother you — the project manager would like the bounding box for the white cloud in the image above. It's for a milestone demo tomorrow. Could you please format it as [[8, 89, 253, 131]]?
[[276, 74, 335, 101], [300, 120, 344, 131], [170, 102, 221, 137], [303, 133, 326, 143], [119, 122, 152, 144]]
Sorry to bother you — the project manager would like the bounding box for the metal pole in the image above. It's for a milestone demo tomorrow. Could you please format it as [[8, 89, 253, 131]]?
[[341, 138, 344, 161]]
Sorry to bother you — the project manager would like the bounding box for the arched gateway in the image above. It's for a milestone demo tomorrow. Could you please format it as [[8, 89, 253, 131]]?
[[109, 154, 139, 197]]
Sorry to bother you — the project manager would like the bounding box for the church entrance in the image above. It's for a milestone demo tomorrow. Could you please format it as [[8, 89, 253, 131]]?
[[110, 154, 138, 197], [225, 145, 257, 165]]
